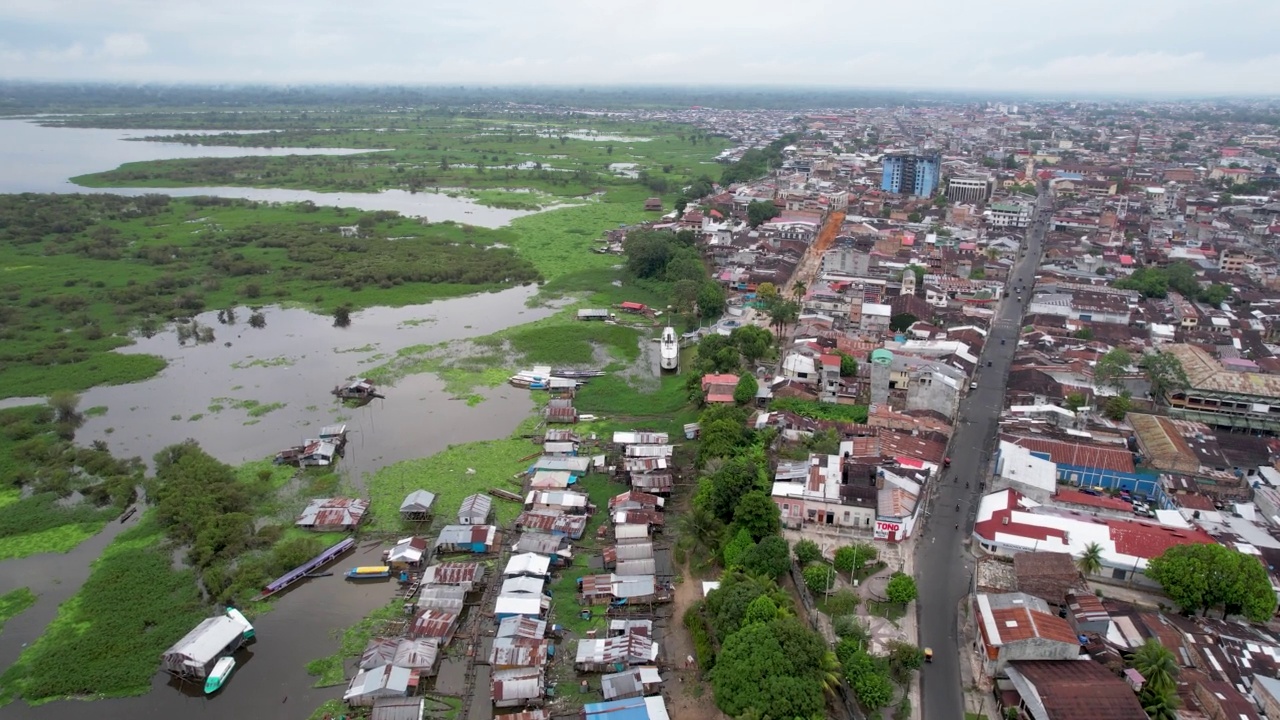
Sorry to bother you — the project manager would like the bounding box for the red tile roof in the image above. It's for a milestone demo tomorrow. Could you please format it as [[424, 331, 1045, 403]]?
[[1054, 489, 1132, 512], [1008, 436, 1135, 473], [980, 607, 1079, 656], [1105, 520, 1215, 559]]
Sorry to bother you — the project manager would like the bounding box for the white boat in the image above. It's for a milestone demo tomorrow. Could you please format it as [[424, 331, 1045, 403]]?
[[204, 656, 236, 694], [225, 607, 254, 641], [659, 327, 679, 371]]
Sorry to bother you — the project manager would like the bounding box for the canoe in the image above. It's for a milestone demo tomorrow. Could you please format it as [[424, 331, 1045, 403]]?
[[204, 656, 236, 694]]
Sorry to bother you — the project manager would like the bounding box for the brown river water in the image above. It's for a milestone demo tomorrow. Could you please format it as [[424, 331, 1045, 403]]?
[[0, 119, 573, 718]]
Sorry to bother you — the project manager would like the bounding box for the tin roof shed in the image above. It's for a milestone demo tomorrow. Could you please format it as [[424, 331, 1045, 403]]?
[[399, 490, 437, 516], [504, 552, 552, 578], [457, 493, 493, 525]]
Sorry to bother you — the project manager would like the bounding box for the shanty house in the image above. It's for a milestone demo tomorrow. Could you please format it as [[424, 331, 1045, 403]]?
[[371, 698, 428, 720], [610, 491, 665, 513], [578, 308, 613, 321], [360, 637, 440, 677], [629, 471, 673, 494], [296, 497, 369, 532], [531, 455, 592, 473], [644, 197, 662, 211], [384, 536, 428, 569], [161, 615, 248, 679], [489, 636, 552, 670], [608, 619, 652, 638], [513, 533, 573, 564], [492, 667, 546, 708], [504, 552, 552, 579], [601, 666, 663, 700], [614, 524, 651, 543], [498, 616, 548, 640], [344, 663, 412, 706], [578, 574, 659, 606], [399, 490, 437, 521], [416, 585, 467, 613], [434, 525, 498, 554], [457, 493, 492, 525], [612, 431, 669, 446], [501, 575, 547, 596], [575, 633, 658, 672], [530, 470, 575, 490], [603, 543, 654, 570], [494, 593, 550, 620], [516, 510, 587, 539], [525, 490, 590, 514], [543, 398, 578, 424], [408, 608, 460, 644], [419, 562, 485, 591], [297, 440, 339, 467]]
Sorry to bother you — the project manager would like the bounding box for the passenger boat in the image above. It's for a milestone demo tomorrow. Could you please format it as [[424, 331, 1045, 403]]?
[[659, 327, 679, 371], [204, 656, 236, 694], [345, 565, 392, 580], [225, 607, 255, 641]]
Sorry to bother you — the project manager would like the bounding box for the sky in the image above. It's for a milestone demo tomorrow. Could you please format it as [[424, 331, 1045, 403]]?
[[1, 0, 1278, 96]]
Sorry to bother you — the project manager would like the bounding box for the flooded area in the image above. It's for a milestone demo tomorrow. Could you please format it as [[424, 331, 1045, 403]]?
[[0, 118, 548, 226], [0, 116, 576, 720]]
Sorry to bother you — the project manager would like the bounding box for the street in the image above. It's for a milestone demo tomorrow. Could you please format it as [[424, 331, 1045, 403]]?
[[915, 188, 1051, 719]]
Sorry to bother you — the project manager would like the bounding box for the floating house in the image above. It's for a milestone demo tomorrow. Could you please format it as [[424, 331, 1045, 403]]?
[[531, 456, 592, 474], [457, 494, 493, 525], [296, 497, 369, 532], [503, 552, 552, 579], [399, 490, 437, 521], [344, 664, 412, 706], [497, 616, 548, 640], [500, 575, 547, 597], [543, 398, 578, 424], [162, 616, 249, 680], [419, 562, 485, 591], [601, 666, 663, 701], [524, 490, 590, 514], [578, 574, 659, 605], [489, 636, 552, 670], [318, 423, 349, 446], [408, 608, 460, 644], [516, 510, 587, 540], [513, 533, 573, 564], [434, 525, 498, 554], [609, 491, 665, 513], [359, 637, 440, 677], [384, 536, 428, 568], [333, 378, 382, 401], [494, 593, 550, 621], [629, 472, 673, 494], [492, 667, 546, 708]]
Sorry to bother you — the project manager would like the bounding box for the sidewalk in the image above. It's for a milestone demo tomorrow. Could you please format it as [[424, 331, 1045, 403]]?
[[955, 594, 1000, 720]]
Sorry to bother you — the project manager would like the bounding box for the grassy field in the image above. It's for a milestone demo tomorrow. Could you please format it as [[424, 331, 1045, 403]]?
[[0, 515, 206, 704], [0, 194, 538, 397], [0, 588, 36, 633], [69, 115, 728, 201]]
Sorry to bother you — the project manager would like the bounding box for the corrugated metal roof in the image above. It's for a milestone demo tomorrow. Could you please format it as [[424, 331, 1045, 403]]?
[[491, 667, 544, 702], [297, 497, 369, 527], [501, 576, 546, 595], [434, 524, 497, 547], [391, 638, 440, 672], [344, 664, 412, 700], [615, 559, 656, 576], [609, 491, 664, 512], [575, 633, 657, 666], [409, 609, 459, 640], [162, 615, 245, 671], [612, 431, 669, 445], [584, 697, 670, 720], [370, 697, 426, 720], [457, 493, 492, 522], [489, 636, 550, 668], [503, 552, 551, 577], [497, 616, 547, 640], [399, 490, 437, 513], [421, 562, 484, 586]]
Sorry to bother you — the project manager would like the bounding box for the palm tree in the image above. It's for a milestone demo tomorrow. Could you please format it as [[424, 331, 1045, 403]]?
[[815, 650, 842, 696], [1141, 686, 1180, 720], [791, 280, 806, 301], [1077, 542, 1104, 577], [1131, 639, 1178, 697]]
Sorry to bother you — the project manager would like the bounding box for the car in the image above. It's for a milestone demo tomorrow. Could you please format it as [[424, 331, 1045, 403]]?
[[943, 456, 951, 467], [970, 382, 978, 390], [1001, 339, 1006, 345]]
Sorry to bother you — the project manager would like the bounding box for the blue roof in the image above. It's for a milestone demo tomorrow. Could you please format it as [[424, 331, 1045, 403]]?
[[584, 697, 652, 720]]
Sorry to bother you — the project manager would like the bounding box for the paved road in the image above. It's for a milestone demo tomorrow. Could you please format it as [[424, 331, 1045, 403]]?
[[916, 189, 1052, 719]]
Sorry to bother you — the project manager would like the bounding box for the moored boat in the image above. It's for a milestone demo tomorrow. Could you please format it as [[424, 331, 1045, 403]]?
[[659, 327, 679, 371], [225, 607, 254, 641], [345, 565, 391, 580], [204, 656, 236, 694]]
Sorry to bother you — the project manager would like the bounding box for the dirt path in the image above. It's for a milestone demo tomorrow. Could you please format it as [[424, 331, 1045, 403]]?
[[665, 561, 727, 720]]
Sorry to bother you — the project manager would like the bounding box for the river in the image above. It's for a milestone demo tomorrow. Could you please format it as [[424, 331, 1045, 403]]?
[[0, 117, 566, 718], [0, 118, 544, 227]]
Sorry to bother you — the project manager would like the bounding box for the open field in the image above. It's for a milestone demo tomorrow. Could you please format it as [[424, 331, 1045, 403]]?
[[0, 193, 537, 397], [68, 115, 728, 201]]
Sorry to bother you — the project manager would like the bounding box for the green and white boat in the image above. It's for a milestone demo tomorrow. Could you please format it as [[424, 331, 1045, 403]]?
[[225, 607, 254, 641], [204, 656, 236, 694]]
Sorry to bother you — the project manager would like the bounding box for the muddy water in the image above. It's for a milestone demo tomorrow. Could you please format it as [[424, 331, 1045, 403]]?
[[0, 285, 563, 720], [0, 118, 546, 227]]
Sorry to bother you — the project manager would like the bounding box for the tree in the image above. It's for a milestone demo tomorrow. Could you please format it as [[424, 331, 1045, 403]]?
[[701, 455, 758, 522], [734, 491, 781, 541], [708, 620, 826, 720], [885, 573, 918, 604], [741, 535, 790, 579], [845, 649, 895, 711], [794, 539, 822, 566], [47, 390, 82, 425], [1064, 392, 1087, 412], [835, 543, 876, 579], [803, 563, 835, 596], [332, 305, 352, 327], [889, 313, 918, 333], [1094, 348, 1133, 390], [1077, 541, 1104, 576], [1074, 327, 1094, 341], [839, 353, 858, 377], [1131, 639, 1178, 697], [762, 297, 799, 342], [697, 281, 727, 319], [907, 212, 922, 223], [623, 232, 674, 278], [743, 594, 779, 626], [833, 615, 869, 642], [791, 281, 806, 301], [1103, 395, 1131, 421], [885, 640, 925, 684], [756, 282, 778, 301], [1146, 543, 1278, 621], [722, 527, 755, 570], [733, 374, 758, 405], [746, 200, 781, 229], [731, 325, 772, 364], [1142, 351, 1189, 402]]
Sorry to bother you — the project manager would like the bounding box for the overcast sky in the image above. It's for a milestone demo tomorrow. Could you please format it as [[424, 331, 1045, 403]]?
[[1, 0, 1277, 96]]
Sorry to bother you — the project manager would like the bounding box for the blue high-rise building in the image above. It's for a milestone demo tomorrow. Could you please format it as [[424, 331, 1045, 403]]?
[[881, 153, 941, 197]]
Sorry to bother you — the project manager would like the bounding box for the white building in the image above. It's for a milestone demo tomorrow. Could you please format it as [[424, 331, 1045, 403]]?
[[993, 441, 1057, 503], [988, 201, 1033, 228], [946, 175, 993, 205]]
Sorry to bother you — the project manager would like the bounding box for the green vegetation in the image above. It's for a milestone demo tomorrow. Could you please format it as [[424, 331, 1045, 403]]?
[[365, 437, 531, 531], [72, 116, 728, 202], [0, 587, 37, 633], [0, 194, 540, 397], [0, 403, 139, 560], [771, 397, 869, 423], [1131, 639, 1180, 720], [1146, 543, 1277, 622], [1143, 351, 1190, 401], [1113, 261, 1231, 304], [306, 601, 404, 687], [884, 572, 918, 605], [720, 134, 798, 185], [508, 322, 640, 366], [0, 515, 205, 704]]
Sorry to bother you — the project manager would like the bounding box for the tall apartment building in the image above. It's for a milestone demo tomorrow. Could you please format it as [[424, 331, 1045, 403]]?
[[881, 153, 941, 197], [945, 175, 993, 204]]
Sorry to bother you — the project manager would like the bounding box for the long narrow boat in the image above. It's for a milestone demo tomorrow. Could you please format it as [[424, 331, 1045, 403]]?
[[345, 565, 391, 580], [204, 656, 236, 694]]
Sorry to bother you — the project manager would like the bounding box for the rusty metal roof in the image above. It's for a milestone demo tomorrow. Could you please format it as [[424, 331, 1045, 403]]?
[[1167, 343, 1280, 398], [409, 609, 459, 640]]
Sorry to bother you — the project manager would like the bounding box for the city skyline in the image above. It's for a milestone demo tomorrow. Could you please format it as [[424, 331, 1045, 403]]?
[[1, 0, 1279, 96]]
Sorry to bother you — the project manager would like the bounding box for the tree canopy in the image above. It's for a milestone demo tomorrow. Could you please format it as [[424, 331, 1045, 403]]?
[[885, 573, 918, 604], [1093, 348, 1132, 390], [1143, 351, 1190, 401], [708, 617, 827, 720], [747, 200, 781, 228], [1146, 543, 1278, 622]]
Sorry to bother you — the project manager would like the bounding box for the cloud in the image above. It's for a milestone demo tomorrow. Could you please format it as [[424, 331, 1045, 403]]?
[[0, 0, 1276, 95], [100, 32, 148, 58]]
